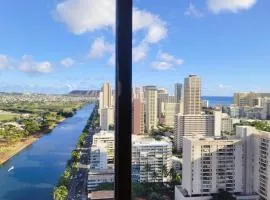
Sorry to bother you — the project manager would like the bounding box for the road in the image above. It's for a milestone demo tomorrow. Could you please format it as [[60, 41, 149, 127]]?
[[67, 128, 95, 200]]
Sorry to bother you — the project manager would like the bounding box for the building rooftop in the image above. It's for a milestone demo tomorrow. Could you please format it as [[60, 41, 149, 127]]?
[[89, 190, 114, 200], [94, 131, 114, 137], [132, 135, 171, 146], [184, 135, 241, 143]]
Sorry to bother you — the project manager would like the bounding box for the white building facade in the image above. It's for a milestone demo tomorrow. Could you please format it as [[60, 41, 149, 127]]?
[[90, 146, 108, 170], [132, 136, 172, 183], [92, 131, 115, 163]]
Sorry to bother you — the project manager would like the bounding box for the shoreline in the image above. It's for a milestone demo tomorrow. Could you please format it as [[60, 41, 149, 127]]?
[[0, 118, 66, 166]]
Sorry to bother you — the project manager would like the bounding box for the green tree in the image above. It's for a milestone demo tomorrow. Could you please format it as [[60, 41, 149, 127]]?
[[149, 192, 163, 200], [53, 185, 68, 200], [71, 151, 80, 162], [23, 119, 40, 134], [162, 164, 168, 179], [152, 171, 159, 183], [144, 163, 151, 184], [59, 168, 71, 187]]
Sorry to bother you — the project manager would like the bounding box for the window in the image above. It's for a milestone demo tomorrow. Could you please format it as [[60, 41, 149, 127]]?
[[1, 0, 270, 200]]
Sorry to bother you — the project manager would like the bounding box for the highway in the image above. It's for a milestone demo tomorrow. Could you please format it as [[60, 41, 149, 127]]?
[[67, 128, 95, 200]]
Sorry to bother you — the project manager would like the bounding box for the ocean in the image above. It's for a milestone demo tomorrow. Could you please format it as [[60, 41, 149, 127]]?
[[202, 96, 233, 107]]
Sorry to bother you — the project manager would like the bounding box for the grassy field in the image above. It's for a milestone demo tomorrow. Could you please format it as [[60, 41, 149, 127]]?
[[0, 111, 19, 121]]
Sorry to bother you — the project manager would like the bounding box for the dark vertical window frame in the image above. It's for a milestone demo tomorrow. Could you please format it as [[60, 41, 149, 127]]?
[[115, 0, 133, 199]]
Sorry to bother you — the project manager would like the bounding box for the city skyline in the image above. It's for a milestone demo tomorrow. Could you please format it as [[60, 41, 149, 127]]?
[[0, 0, 270, 95]]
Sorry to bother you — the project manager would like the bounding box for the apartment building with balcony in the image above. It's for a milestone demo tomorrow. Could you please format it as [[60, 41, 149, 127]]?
[[132, 135, 172, 183]]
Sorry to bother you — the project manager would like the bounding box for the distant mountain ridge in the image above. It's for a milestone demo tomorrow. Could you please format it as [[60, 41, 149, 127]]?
[[68, 90, 100, 97]]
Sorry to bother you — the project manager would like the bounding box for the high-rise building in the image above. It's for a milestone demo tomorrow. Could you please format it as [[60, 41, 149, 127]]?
[[100, 107, 114, 131], [182, 136, 243, 196], [175, 126, 270, 200], [161, 102, 180, 127], [184, 75, 201, 115], [234, 92, 270, 107], [237, 126, 270, 199], [132, 135, 172, 183], [111, 89, 115, 108], [144, 86, 158, 132], [99, 82, 112, 111], [174, 111, 222, 152], [133, 87, 143, 100], [157, 89, 168, 120], [175, 83, 182, 103], [132, 98, 145, 134]]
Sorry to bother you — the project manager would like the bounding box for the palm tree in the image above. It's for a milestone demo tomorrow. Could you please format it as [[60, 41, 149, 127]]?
[[53, 185, 68, 200], [144, 163, 152, 192], [152, 171, 158, 183], [168, 168, 181, 185], [144, 163, 151, 183], [168, 168, 176, 181], [161, 164, 168, 181]]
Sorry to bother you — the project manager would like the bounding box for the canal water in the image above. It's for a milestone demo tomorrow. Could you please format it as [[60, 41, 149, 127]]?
[[0, 104, 94, 200]]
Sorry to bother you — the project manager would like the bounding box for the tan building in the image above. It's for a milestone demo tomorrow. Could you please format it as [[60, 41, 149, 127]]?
[[132, 98, 145, 134], [184, 75, 201, 115], [144, 86, 158, 132], [174, 112, 222, 152], [99, 82, 112, 111], [234, 92, 270, 107], [161, 102, 180, 127], [157, 89, 168, 120]]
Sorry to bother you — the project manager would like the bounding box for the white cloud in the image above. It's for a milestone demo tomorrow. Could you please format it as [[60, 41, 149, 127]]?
[[145, 23, 167, 44], [54, 0, 168, 63], [0, 55, 10, 69], [158, 51, 184, 65], [151, 61, 173, 71], [207, 0, 257, 13], [89, 37, 114, 59], [185, 3, 204, 17], [133, 9, 167, 44], [133, 43, 149, 63], [17, 55, 53, 74], [152, 51, 184, 71], [55, 0, 115, 34], [61, 58, 74, 67], [55, 1, 168, 43]]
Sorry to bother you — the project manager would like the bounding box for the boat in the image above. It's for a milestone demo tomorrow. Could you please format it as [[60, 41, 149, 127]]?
[[8, 166, 14, 172]]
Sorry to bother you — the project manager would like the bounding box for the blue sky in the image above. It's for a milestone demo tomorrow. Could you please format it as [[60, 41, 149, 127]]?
[[0, 0, 269, 96]]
